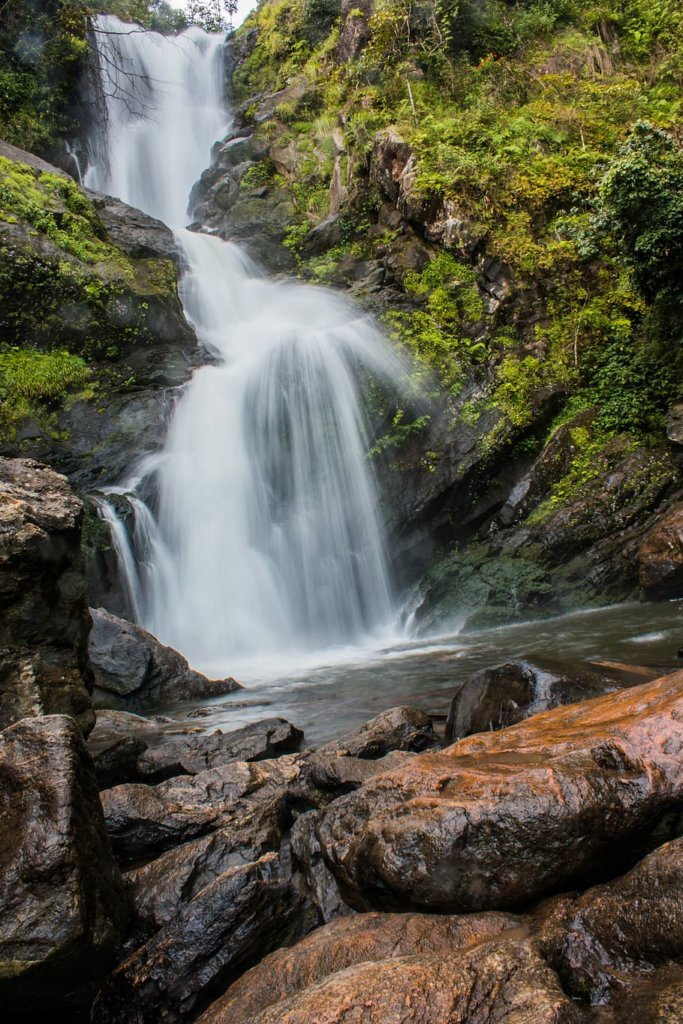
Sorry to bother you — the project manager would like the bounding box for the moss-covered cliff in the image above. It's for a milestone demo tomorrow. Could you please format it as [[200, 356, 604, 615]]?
[[192, 0, 682, 625]]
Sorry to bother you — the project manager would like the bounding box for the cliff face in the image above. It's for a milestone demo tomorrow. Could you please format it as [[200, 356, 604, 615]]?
[[191, 0, 683, 627]]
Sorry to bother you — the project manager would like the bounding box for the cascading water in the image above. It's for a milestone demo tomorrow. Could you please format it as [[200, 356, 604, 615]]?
[[86, 16, 404, 676]]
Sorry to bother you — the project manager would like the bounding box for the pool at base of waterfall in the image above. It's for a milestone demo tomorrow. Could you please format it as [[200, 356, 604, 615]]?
[[154, 599, 683, 746]]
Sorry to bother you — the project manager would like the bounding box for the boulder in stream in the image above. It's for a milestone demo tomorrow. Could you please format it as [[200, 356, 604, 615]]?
[[444, 657, 652, 743], [89, 607, 242, 709]]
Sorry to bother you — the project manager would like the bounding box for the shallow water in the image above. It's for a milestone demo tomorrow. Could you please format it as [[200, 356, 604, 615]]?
[[165, 600, 683, 746]]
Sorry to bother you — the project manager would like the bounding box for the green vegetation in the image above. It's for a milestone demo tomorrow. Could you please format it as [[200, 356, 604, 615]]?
[[229, 0, 682, 514], [0, 346, 92, 438]]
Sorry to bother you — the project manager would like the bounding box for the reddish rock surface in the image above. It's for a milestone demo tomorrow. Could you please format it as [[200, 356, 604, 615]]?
[[318, 672, 683, 912]]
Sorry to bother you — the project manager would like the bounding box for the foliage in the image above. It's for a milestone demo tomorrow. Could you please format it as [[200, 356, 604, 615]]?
[[0, 346, 91, 439]]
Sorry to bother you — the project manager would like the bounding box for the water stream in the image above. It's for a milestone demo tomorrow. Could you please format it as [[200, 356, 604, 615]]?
[[86, 16, 404, 675]]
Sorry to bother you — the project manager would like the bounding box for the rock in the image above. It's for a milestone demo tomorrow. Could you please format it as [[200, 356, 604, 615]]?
[[290, 810, 352, 924], [336, 0, 373, 63], [91, 854, 314, 1024], [197, 909, 524, 1023], [198, 937, 579, 1024], [94, 734, 148, 789], [101, 754, 316, 860], [0, 457, 94, 734], [639, 503, 683, 599], [124, 818, 283, 934], [444, 657, 642, 743], [537, 837, 683, 1003], [318, 671, 683, 913], [317, 705, 439, 758], [0, 144, 199, 494], [607, 963, 683, 1023], [136, 718, 303, 781], [86, 192, 181, 263], [666, 401, 683, 446], [89, 607, 241, 708], [0, 716, 127, 1013]]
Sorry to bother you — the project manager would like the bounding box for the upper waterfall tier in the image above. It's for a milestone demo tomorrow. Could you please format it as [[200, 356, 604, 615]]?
[[85, 15, 228, 227]]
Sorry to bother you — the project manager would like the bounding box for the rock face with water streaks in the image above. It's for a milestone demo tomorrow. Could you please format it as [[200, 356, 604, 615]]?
[[0, 715, 127, 1014], [0, 457, 94, 734], [318, 671, 683, 912], [89, 607, 242, 709]]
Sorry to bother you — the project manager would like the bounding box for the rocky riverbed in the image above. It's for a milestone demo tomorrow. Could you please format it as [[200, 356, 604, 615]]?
[[1, 455, 683, 1024]]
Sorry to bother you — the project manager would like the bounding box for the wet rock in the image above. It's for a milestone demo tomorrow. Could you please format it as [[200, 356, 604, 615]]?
[[318, 672, 683, 913], [124, 816, 282, 933], [0, 715, 127, 1014], [199, 937, 579, 1024], [666, 401, 683, 446], [317, 705, 439, 758], [308, 749, 415, 789], [89, 607, 241, 709], [290, 809, 352, 924], [639, 503, 683, 599], [444, 657, 641, 743], [101, 754, 316, 860], [536, 837, 683, 1003], [86, 192, 181, 263], [607, 963, 683, 1023], [94, 734, 148, 789], [136, 717, 303, 781], [91, 854, 314, 1024], [0, 457, 94, 734], [197, 908, 524, 1022]]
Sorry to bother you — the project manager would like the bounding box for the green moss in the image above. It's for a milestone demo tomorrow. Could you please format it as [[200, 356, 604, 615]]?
[[0, 345, 92, 439]]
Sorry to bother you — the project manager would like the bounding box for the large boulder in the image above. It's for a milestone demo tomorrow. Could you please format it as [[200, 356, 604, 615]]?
[[444, 657, 648, 743], [197, 909, 522, 1023], [0, 457, 94, 734], [318, 671, 683, 912], [198, 938, 579, 1024], [537, 836, 683, 1004], [91, 853, 314, 1024], [0, 715, 127, 1013], [89, 607, 241, 709], [639, 502, 683, 599]]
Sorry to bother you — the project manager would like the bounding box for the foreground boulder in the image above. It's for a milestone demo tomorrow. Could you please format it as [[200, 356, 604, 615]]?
[[537, 836, 683, 1003], [199, 938, 579, 1024], [197, 909, 522, 1022], [444, 657, 649, 742], [0, 715, 127, 1014], [89, 607, 241, 708], [91, 854, 314, 1024], [319, 671, 683, 912], [0, 457, 94, 734]]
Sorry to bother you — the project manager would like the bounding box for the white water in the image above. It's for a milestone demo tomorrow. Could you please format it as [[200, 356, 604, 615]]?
[[86, 17, 404, 676]]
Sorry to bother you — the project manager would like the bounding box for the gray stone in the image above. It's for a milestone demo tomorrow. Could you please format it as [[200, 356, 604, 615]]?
[[89, 607, 242, 709]]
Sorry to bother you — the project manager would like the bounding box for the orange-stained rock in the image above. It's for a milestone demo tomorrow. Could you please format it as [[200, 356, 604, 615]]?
[[197, 910, 524, 1023], [639, 503, 683, 598], [199, 939, 580, 1024], [318, 672, 683, 912]]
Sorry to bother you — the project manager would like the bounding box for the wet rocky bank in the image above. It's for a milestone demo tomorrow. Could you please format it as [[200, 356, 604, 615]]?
[[2, 455, 683, 1024]]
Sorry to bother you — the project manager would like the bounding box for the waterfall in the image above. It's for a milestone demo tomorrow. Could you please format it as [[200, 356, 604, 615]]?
[[86, 16, 403, 676]]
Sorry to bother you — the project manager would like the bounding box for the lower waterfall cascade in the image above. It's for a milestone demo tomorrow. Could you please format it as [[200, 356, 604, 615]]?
[[85, 15, 406, 675]]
